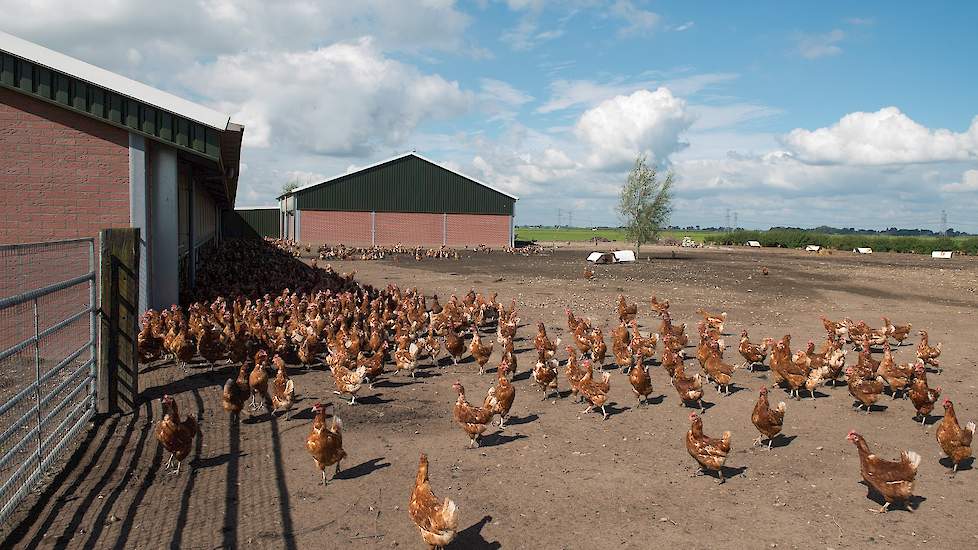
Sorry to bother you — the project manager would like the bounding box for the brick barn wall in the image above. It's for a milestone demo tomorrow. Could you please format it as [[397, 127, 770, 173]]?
[[0, 87, 130, 245], [375, 212, 443, 246], [297, 210, 512, 247], [446, 214, 511, 247], [300, 210, 373, 245]]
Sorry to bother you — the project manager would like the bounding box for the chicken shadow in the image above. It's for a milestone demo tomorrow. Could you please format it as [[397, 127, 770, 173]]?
[[355, 394, 394, 405], [769, 434, 798, 449], [511, 370, 532, 382], [242, 412, 276, 424], [373, 378, 419, 388], [288, 407, 319, 421], [412, 368, 442, 378], [680, 399, 716, 412], [916, 413, 941, 426], [451, 515, 500, 549], [638, 394, 667, 406], [938, 457, 974, 472], [859, 482, 927, 511], [602, 402, 630, 417], [853, 402, 888, 413], [334, 457, 390, 480], [719, 465, 748, 482], [195, 452, 236, 469], [720, 385, 747, 397], [503, 413, 538, 426], [480, 432, 527, 448]]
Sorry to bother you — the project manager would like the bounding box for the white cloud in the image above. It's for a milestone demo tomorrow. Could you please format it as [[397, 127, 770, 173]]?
[[796, 29, 845, 59], [574, 87, 693, 169], [500, 16, 565, 50], [783, 107, 978, 165], [844, 17, 875, 26], [479, 78, 534, 119], [181, 38, 473, 155], [610, 0, 661, 37], [941, 170, 978, 193], [667, 152, 973, 229], [537, 72, 737, 113], [688, 103, 782, 131], [0, 1, 476, 79], [672, 21, 695, 32], [283, 170, 328, 187]]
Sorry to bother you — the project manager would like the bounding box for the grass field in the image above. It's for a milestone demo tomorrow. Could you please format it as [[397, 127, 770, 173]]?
[[517, 226, 978, 254], [516, 226, 721, 243]]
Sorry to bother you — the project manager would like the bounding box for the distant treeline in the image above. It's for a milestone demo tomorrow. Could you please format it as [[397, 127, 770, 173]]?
[[521, 224, 971, 237], [716, 228, 978, 255]]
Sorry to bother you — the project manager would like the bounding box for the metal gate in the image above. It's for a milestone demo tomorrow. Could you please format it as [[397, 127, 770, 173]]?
[[0, 238, 97, 525]]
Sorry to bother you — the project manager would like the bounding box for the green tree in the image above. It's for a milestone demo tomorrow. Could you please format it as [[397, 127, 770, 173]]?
[[281, 179, 300, 196], [617, 155, 674, 255]]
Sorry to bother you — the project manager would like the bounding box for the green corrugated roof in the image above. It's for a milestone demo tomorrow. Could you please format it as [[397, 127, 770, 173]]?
[[280, 153, 517, 216]]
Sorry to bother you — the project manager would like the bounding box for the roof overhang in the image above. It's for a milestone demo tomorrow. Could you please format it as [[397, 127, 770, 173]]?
[[0, 30, 244, 205]]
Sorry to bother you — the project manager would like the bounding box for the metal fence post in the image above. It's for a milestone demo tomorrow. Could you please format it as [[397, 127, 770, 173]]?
[[32, 298, 43, 478]]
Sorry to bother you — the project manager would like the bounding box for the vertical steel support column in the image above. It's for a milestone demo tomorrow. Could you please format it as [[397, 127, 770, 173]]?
[[188, 177, 195, 290], [371, 211, 377, 246], [510, 216, 515, 247], [443, 213, 448, 246]]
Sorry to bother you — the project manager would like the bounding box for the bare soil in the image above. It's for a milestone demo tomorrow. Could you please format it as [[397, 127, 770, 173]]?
[[3, 245, 978, 549]]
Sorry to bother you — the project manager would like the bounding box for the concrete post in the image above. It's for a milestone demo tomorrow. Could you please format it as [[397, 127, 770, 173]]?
[[150, 145, 178, 309], [371, 211, 376, 246], [128, 133, 150, 316]]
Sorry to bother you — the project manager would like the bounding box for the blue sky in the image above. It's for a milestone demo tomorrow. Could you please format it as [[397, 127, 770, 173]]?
[[3, 1, 977, 231]]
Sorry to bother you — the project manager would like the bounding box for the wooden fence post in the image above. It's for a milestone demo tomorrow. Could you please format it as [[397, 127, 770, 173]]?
[[97, 228, 140, 414]]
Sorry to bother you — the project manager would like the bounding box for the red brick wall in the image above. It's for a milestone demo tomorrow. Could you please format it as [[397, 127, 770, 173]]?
[[300, 210, 373, 245], [375, 212, 443, 246], [447, 213, 511, 247], [0, 87, 130, 245], [297, 209, 512, 247]]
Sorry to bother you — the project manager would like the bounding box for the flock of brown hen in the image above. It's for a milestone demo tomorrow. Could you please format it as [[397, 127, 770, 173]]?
[[144, 240, 974, 550]]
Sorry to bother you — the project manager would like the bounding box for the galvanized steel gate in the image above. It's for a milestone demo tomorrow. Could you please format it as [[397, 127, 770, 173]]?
[[0, 238, 98, 525]]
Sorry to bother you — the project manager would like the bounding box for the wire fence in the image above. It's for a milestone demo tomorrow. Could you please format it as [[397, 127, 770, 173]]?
[[0, 238, 97, 526]]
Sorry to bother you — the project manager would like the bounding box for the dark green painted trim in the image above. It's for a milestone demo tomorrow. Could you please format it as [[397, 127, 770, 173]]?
[[0, 50, 222, 164]]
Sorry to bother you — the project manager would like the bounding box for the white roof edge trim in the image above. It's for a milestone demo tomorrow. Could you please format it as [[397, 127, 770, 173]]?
[[0, 30, 232, 131], [234, 206, 279, 210], [284, 152, 520, 201]]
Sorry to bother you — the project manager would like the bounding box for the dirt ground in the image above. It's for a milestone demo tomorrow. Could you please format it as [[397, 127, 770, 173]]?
[[2, 244, 977, 549]]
